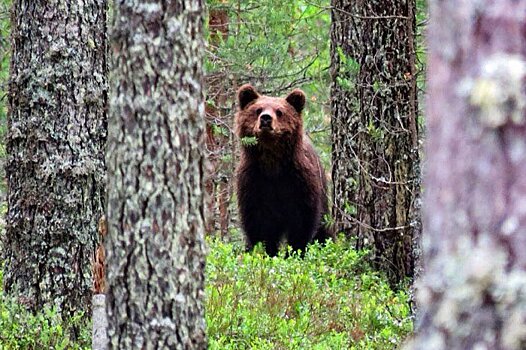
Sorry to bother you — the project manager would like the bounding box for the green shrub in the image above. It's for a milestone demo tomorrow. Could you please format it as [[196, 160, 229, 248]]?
[[0, 236, 413, 349], [206, 236, 413, 349], [0, 268, 91, 350]]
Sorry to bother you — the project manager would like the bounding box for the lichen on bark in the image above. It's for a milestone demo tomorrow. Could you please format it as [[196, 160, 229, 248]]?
[[3, 0, 108, 317], [467, 54, 526, 128], [407, 1, 526, 349], [409, 237, 526, 349], [105, 0, 207, 349], [330, 0, 421, 286]]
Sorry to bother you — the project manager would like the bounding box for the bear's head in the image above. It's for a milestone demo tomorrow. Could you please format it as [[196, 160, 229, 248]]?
[[235, 84, 306, 146]]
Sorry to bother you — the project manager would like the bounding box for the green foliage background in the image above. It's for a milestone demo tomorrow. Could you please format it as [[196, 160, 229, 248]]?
[[206, 0, 332, 166]]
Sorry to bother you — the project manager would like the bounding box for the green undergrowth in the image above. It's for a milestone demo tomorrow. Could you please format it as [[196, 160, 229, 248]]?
[[0, 269, 91, 350], [206, 237, 413, 349], [0, 237, 413, 349]]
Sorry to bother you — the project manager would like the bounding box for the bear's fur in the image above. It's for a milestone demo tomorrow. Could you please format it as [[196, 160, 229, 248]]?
[[234, 84, 331, 256]]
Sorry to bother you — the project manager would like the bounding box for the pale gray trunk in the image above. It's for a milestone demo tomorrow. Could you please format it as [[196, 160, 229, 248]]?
[[105, 0, 207, 349], [3, 0, 107, 315], [407, 1, 526, 349], [92, 294, 109, 350], [330, 0, 420, 286]]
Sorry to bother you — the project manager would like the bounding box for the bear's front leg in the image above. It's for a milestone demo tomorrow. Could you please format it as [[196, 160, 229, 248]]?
[[242, 217, 281, 256], [287, 215, 318, 255]]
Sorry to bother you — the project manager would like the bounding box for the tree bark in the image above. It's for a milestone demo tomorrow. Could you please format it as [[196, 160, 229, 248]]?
[[205, 5, 235, 238], [330, 0, 420, 286], [3, 0, 107, 315], [407, 1, 526, 349], [105, 1, 207, 349]]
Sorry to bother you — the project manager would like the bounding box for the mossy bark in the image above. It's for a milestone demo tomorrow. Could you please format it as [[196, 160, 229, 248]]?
[[105, 0, 207, 348], [3, 0, 107, 315], [330, 0, 421, 285], [407, 2, 526, 349]]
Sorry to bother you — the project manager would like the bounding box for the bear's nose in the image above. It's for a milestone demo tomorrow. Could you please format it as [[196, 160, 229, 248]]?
[[259, 114, 272, 128]]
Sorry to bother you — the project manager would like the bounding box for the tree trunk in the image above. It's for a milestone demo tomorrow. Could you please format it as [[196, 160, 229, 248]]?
[[105, 0, 207, 348], [330, 0, 420, 286], [407, 2, 526, 349], [205, 5, 235, 238], [3, 0, 107, 315]]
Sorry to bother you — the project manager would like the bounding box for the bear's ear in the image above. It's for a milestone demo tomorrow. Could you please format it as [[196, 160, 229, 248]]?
[[285, 89, 306, 114], [237, 84, 260, 110]]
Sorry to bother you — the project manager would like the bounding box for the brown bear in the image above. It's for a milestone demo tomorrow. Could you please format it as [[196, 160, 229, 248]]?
[[234, 84, 331, 256]]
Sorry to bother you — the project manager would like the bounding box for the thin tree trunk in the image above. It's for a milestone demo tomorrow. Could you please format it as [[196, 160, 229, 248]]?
[[205, 5, 234, 238], [3, 0, 107, 315], [105, 0, 207, 348], [407, 1, 526, 349], [330, 0, 420, 286]]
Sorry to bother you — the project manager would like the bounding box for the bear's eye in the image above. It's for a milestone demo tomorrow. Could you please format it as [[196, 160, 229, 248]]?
[[276, 109, 283, 118], [256, 108, 263, 115]]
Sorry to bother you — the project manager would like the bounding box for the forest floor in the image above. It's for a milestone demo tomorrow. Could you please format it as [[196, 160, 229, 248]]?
[[0, 224, 414, 349], [206, 236, 414, 349]]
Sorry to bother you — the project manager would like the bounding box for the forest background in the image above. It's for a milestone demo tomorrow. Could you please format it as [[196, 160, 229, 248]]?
[[0, 0, 426, 349]]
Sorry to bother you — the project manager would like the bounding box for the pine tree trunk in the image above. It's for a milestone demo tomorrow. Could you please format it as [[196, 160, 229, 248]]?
[[3, 0, 107, 315], [330, 0, 420, 285], [105, 1, 207, 348], [205, 6, 234, 238], [407, 2, 526, 349]]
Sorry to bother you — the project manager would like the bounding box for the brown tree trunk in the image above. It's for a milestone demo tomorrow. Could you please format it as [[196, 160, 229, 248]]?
[[205, 4, 235, 238], [3, 0, 107, 315], [330, 0, 421, 285], [407, 2, 526, 349], [105, 0, 207, 348]]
